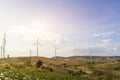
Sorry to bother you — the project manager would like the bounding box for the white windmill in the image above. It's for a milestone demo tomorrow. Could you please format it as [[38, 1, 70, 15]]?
[[29, 49, 32, 58], [73, 45, 82, 65], [113, 47, 117, 59], [52, 40, 60, 60], [2, 32, 6, 58], [73, 45, 80, 60], [83, 46, 94, 63], [29, 49, 32, 63], [0, 46, 2, 59], [33, 37, 41, 57]]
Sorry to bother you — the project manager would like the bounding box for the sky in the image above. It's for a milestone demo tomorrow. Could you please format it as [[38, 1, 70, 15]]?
[[0, 0, 120, 57]]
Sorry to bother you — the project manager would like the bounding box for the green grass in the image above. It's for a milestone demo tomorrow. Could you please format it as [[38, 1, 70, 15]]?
[[0, 69, 91, 80], [1, 57, 120, 80]]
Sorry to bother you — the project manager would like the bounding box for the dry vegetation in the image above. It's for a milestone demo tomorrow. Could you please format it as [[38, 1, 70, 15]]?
[[0, 57, 120, 80]]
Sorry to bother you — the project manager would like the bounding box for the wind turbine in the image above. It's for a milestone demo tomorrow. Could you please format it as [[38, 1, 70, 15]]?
[[113, 47, 117, 59], [52, 40, 60, 60], [29, 49, 32, 58], [54, 45, 60, 60], [33, 37, 41, 57], [73, 45, 81, 65], [2, 32, 6, 58], [29, 49, 32, 63], [74, 45, 77, 60], [0, 46, 2, 59], [89, 47, 93, 63], [73, 45, 80, 60]]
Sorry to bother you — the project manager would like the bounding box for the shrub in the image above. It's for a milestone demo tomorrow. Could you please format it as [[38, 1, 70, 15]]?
[[4, 64, 10, 69], [93, 70, 119, 80], [62, 63, 67, 68], [41, 65, 53, 72], [49, 68, 53, 72], [35, 60, 43, 68]]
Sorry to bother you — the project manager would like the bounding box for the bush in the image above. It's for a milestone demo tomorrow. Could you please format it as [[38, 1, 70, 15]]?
[[79, 69, 86, 74], [4, 64, 10, 69], [41, 65, 54, 72], [49, 68, 53, 72], [35, 60, 43, 68], [62, 63, 67, 68], [93, 70, 118, 80]]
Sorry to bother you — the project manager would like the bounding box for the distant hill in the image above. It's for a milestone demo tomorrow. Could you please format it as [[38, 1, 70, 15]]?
[[51, 56, 120, 59], [51, 56, 66, 59]]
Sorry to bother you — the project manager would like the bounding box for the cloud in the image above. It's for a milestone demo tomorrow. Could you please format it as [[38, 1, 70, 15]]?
[[93, 32, 115, 38], [101, 39, 111, 44], [93, 32, 115, 47], [9, 25, 69, 44], [74, 42, 120, 56]]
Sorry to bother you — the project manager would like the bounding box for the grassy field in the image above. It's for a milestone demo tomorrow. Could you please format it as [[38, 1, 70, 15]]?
[[0, 57, 120, 80], [0, 69, 91, 80]]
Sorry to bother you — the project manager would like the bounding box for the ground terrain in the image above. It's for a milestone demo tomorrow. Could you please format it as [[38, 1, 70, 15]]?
[[0, 56, 120, 80]]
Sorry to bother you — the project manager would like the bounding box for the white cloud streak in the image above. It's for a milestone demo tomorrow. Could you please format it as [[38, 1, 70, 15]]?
[[93, 32, 115, 38]]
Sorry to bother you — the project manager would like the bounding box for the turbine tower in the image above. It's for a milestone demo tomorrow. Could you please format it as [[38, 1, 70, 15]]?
[[29, 49, 32, 63], [33, 37, 41, 57], [73, 45, 80, 65], [29, 49, 32, 58], [73, 45, 80, 60], [52, 40, 60, 60], [74, 45, 77, 59], [2, 32, 6, 58], [88, 47, 93, 63], [113, 47, 117, 59], [53, 45, 60, 60], [0, 46, 2, 59]]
